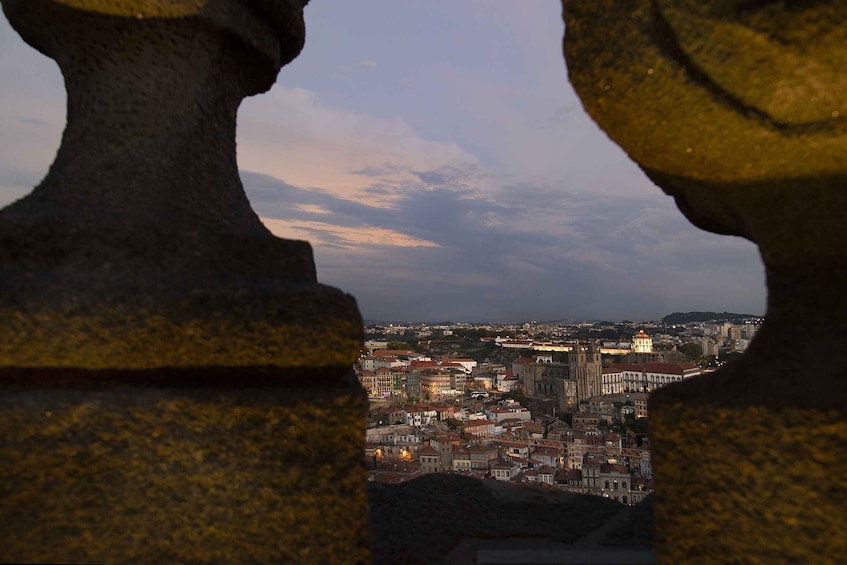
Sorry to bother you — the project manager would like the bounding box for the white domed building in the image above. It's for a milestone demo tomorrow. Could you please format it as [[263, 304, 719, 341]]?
[[632, 330, 653, 353]]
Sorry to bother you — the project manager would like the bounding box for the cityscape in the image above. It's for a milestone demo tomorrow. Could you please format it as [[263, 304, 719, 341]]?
[[358, 313, 761, 508], [0, 0, 837, 563]]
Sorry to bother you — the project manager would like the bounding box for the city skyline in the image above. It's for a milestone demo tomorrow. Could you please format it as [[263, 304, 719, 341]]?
[[361, 313, 762, 326], [0, 1, 766, 322]]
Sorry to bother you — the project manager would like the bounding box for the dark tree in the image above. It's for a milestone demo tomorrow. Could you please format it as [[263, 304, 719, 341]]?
[[679, 342, 704, 360]]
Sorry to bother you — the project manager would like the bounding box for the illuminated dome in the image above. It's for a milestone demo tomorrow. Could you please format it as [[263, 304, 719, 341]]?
[[632, 330, 653, 353]]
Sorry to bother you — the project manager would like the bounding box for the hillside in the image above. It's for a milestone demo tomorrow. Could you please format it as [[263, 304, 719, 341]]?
[[662, 311, 759, 325]]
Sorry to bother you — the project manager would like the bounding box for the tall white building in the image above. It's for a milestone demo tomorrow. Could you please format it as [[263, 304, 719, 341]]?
[[701, 337, 720, 357], [744, 323, 758, 340]]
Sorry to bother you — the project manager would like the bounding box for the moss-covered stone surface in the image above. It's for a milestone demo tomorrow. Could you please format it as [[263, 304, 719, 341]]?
[[651, 403, 847, 564], [0, 0, 337, 375], [0, 376, 370, 563], [564, 6, 847, 562], [563, 1, 847, 243], [48, 0, 206, 17], [0, 302, 363, 372], [564, 1, 847, 187]]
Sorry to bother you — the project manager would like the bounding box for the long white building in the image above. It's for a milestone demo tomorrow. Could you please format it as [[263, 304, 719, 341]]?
[[601, 362, 701, 395]]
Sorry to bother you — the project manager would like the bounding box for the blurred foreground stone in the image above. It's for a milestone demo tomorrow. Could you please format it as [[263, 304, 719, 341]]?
[[0, 0, 369, 562], [0, 370, 369, 563], [563, 1, 847, 562]]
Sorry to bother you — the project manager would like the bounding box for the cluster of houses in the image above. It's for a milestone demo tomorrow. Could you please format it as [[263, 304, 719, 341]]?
[[356, 334, 705, 505], [366, 398, 653, 505], [356, 330, 704, 405], [357, 349, 480, 399]]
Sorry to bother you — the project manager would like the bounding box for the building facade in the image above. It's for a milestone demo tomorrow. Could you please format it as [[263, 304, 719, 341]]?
[[631, 330, 653, 353], [602, 363, 701, 394], [570, 341, 603, 402]]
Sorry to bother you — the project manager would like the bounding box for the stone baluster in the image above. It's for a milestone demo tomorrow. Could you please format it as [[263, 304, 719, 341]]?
[[0, 1, 370, 562], [563, 1, 847, 562]]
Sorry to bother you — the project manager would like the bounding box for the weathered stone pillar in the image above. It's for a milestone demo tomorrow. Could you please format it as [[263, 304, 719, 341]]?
[[0, 1, 369, 562], [563, 1, 847, 562]]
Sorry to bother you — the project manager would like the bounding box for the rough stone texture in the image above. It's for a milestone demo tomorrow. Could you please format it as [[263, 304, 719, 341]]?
[[563, 1, 847, 240], [16, 0, 308, 73], [652, 406, 846, 564], [0, 373, 371, 564], [0, 0, 361, 370], [563, 1, 847, 562], [0, 1, 369, 562]]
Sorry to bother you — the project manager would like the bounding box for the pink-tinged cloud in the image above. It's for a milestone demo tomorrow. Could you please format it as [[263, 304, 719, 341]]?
[[238, 86, 478, 207], [261, 217, 439, 250]]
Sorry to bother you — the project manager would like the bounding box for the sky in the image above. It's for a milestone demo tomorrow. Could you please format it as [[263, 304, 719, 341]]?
[[0, 1, 766, 323]]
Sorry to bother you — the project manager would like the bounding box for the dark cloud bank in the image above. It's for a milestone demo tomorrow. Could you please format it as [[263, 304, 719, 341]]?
[[241, 166, 765, 323]]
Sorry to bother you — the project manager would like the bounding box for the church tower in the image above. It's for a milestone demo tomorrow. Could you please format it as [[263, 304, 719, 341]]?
[[569, 340, 604, 403]]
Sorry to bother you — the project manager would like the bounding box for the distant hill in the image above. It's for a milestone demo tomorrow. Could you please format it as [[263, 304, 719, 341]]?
[[662, 311, 760, 325]]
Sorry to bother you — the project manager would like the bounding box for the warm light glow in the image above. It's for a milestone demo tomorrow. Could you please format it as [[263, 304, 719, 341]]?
[[261, 218, 440, 249]]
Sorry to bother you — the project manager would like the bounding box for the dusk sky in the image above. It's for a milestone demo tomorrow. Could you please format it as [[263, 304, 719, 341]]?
[[0, 1, 766, 323]]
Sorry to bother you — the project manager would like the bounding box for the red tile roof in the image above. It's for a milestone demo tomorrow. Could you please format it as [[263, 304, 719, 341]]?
[[600, 463, 629, 474], [418, 445, 439, 456]]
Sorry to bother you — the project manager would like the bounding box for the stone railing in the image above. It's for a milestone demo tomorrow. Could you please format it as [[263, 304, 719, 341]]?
[[0, 1, 369, 563], [563, 1, 847, 562], [1, 1, 844, 563]]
